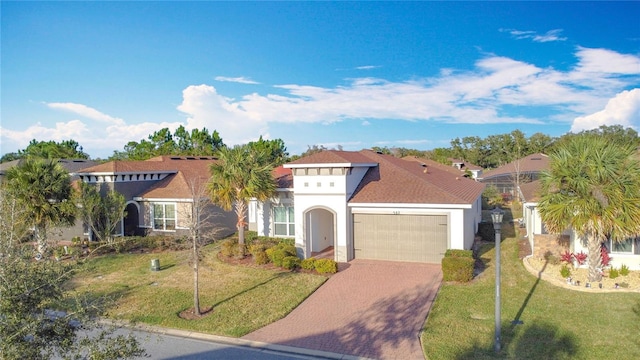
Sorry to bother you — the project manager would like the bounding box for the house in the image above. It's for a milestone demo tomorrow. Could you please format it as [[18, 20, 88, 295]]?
[[250, 150, 486, 264], [450, 158, 483, 179], [75, 156, 236, 241], [478, 153, 549, 196], [519, 180, 640, 270]]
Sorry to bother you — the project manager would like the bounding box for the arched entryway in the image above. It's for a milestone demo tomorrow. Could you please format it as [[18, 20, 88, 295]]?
[[123, 202, 140, 236], [305, 208, 336, 259]]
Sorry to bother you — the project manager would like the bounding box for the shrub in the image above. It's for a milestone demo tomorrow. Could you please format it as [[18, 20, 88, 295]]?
[[220, 238, 246, 258], [559, 251, 573, 265], [249, 243, 271, 265], [601, 245, 612, 267], [301, 258, 317, 270], [265, 242, 297, 267], [282, 256, 301, 270], [314, 259, 338, 274], [476, 223, 496, 242], [442, 256, 475, 282], [619, 264, 630, 276], [560, 265, 571, 278], [444, 249, 473, 258], [574, 251, 587, 265], [609, 267, 619, 279]]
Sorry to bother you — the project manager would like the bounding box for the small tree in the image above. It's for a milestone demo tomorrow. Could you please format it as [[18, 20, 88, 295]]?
[[77, 182, 126, 246], [180, 177, 224, 316]]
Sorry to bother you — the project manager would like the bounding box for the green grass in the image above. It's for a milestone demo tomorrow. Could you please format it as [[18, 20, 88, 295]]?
[[67, 244, 327, 337], [422, 233, 640, 359]]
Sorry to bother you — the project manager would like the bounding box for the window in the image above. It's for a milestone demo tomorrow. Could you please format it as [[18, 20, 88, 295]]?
[[153, 203, 176, 231], [608, 237, 638, 254], [274, 206, 295, 236]]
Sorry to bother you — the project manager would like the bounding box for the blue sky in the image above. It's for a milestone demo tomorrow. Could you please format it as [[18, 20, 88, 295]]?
[[2, 1, 639, 159]]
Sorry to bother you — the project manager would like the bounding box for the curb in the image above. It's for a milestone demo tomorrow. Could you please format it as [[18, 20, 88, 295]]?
[[103, 320, 371, 360]]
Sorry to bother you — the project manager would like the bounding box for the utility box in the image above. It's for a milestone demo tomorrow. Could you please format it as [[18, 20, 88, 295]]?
[[150, 259, 160, 271]]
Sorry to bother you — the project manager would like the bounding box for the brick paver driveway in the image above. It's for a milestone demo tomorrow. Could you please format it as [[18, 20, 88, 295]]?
[[243, 259, 442, 360]]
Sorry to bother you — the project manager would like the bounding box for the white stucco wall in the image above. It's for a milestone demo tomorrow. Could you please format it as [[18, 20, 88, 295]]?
[[572, 235, 640, 271]]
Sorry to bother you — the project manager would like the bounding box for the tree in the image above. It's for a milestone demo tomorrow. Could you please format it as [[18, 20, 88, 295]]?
[[208, 144, 276, 245], [110, 127, 224, 160], [247, 136, 289, 166], [5, 158, 77, 255], [179, 177, 223, 316], [77, 182, 126, 245], [1, 139, 89, 162], [537, 134, 640, 282], [0, 185, 145, 359]]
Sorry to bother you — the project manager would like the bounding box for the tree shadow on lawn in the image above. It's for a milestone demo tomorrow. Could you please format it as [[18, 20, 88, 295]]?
[[200, 272, 288, 313], [454, 321, 578, 360]]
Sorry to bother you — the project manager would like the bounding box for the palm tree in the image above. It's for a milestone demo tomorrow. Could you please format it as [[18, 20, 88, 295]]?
[[5, 158, 76, 255], [538, 134, 640, 282], [208, 144, 276, 245]]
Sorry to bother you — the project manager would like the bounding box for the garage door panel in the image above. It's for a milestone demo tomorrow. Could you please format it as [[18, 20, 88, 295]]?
[[354, 214, 448, 263]]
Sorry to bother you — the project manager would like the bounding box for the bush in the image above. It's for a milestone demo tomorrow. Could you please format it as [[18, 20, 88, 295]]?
[[444, 249, 473, 258], [609, 267, 619, 279], [249, 243, 271, 265], [220, 238, 246, 258], [560, 265, 571, 278], [476, 223, 496, 242], [314, 259, 338, 274], [282, 256, 301, 270], [619, 264, 630, 276], [300, 258, 316, 270], [442, 256, 474, 282]]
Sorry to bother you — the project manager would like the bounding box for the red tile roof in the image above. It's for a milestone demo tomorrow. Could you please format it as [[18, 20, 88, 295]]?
[[274, 166, 293, 189], [286, 151, 376, 166]]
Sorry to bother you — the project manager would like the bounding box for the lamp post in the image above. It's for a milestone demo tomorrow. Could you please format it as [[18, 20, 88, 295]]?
[[491, 206, 504, 353]]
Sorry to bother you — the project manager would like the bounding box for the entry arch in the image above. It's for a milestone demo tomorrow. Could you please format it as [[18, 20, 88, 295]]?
[[304, 207, 337, 259]]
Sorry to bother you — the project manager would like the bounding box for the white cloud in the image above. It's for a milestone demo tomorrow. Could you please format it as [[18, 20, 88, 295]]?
[[570, 89, 640, 132], [501, 28, 567, 42], [355, 65, 381, 70], [45, 102, 124, 125], [176, 84, 269, 145], [214, 76, 260, 84], [362, 120, 371, 126], [573, 47, 640, 75]]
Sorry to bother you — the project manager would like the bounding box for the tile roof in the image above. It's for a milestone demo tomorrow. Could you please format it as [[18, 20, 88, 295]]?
[[480, 153, 549, 180], [286, 150, 376, 166], [78, 156, 218, 199], [349, 150, 485, 205], [402, 156, 466, 177], [519, 180, 542, 202], [273, 166, 293, 189]]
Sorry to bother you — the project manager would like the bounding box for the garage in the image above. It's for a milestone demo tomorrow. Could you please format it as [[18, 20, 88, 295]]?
[[353, 213, 448, 263]]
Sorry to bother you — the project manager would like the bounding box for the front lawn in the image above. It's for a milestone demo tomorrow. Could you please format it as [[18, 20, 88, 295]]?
[[422, 234, 640, 359], [67, 243, 327, 337]]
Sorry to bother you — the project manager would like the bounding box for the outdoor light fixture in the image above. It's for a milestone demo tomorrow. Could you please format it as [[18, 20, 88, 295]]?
[[491, 206, 504, 353]]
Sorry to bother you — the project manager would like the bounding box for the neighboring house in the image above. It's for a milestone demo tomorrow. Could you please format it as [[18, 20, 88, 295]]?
[[75, 156, 236, 241], [519, 180, 640, 270], [250, 150, 486, 264], [478, 153, 549, 196], [450, 158, 483, 179]]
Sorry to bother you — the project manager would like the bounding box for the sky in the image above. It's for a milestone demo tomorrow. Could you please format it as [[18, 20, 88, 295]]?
[[1, 1, 639, 159]]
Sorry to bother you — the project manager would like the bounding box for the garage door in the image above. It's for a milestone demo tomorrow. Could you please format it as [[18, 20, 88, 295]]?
[[353, 214, 448, 263]]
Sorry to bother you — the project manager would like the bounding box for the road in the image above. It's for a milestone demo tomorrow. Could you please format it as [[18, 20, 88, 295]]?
[[122, 327, 351, 360]]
